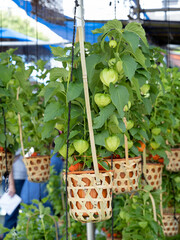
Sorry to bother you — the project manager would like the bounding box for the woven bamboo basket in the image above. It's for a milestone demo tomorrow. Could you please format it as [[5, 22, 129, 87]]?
[[140, 163, 164, 190], [23, 155, 50, 183], [107, 156, 141, 194], [162, 214, 180, 237], [166, 148, 180, 172], [0, 151, 13, 182], [65, 170, 113, 223]]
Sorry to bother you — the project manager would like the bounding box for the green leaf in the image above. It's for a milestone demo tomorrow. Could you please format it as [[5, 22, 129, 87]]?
[[125, 22, 148, 46], [50, 68, 68, 81], [132, 77, 142, 100], [134, 48, 147, 70], [39, 82, 65, 105], [0, 88, 10, 97], [109, 84, 129, 117], [67, 82, 83, 102], [41, 120, 56, 139], [13, 100, 26, 114], [0, 65, 13, 84], [143, 185, 153, 192], [14, 67, 31, 89], [143, 98, 152, 114], [137, 69, 151, 80], [50, 46, 65, 57], [122, 55, 138, 81], [130, 145, 139, 156], [123, 31, 139, 52], [153, 135, 165, 145], [139, 129, 149, 141], [143, 192, 150, 202], [44, 102, 65, 122], [92, 19, 122, 34], [36, 59, 47, 71], [95, 130, 109, 146], [93, 104, 115, 129], [0, 133, 6, 143], [69, 130, 79, 140], [86, 54, 101, 92], [54, 134, 65, 153]]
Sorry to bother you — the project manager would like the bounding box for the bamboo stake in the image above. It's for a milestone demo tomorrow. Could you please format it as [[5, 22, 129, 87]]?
[[123, 117, 130, 191], [16, 87, 25, 157], [78, 26, 100, 184]]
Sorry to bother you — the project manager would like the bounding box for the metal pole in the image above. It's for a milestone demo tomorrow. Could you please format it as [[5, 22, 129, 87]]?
[[87, 223, 95, 240], [136, 0, 140, 21]]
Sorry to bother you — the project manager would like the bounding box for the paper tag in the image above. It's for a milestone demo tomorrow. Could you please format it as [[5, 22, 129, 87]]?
[[0, 192, 22, 215]]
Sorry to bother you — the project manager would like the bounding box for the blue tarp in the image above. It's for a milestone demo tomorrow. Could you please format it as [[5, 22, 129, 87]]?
[[0, 28, 35, 41], [12, 0, 104, 44]]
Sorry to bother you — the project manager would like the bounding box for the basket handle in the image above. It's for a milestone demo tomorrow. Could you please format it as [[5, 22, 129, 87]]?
[[78, 26, 100, 184], [16, 87, 25, 158], [130, 189, 157, 221], [26, 212, 59, 240], [142, 145, 146, 174], [123, 117, 130, 191]]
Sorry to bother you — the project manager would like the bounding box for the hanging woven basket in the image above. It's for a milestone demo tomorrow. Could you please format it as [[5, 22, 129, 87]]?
[[65, 170, 113, 223], [140, 163, 164, 190], [162, 213, 180, 237], [107, 156, 141, 194], [23, 155, 50, 183], [0, 151, 13, 182], [166, 148, 180, 172]]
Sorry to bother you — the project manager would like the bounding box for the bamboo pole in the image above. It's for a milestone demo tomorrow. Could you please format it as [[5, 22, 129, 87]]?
[[77, 1, 100, 184]]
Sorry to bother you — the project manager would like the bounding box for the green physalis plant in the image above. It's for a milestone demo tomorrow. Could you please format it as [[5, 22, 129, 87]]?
[[59, 214, 86, 240], [16, 59, 55, 156], [40, 19, 161, 169], [0, 48, 25, 153], [114, 186, 165, 240], [2, 199, 58, 240], [162, 170, 180, 214], [146, 63, 180, 165]]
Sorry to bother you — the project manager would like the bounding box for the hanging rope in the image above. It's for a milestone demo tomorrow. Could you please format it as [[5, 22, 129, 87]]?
[[65, 1, 79, 240], [35, 0, 39, 60], [1, 104, 9, 191], [169, 178, 178, 221], [111, 153, 114, 240]]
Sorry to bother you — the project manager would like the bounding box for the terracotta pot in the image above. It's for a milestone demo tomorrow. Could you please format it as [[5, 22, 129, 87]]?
[[65, 170, 113, 223], [107, 156, 141, 194]]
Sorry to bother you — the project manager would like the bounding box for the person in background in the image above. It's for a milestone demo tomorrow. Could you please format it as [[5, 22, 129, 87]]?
[[3, 149, 27, 238]]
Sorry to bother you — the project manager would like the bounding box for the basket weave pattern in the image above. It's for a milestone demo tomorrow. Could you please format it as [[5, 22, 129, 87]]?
[[0, 151, 13, 182], [162, 214, 179, 237], [166, 149, 180, 172], [140, 163, 163, 190], [107, 157, 141, 194], [66, 171, 113, 223], [23, 155, 50, 183]]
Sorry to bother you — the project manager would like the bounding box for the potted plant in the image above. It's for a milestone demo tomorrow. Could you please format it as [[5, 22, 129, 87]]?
[[40, 19, 162, 221], [0, 199, 59, 240], [159, 67, 180, 172], [114, 186, 165, 239], [17, 61, 56, 183], [0, 49, 26, 181], [97, 194, 125, 240], [162, 170, 180, 237], [140, 54, 176, 190]]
